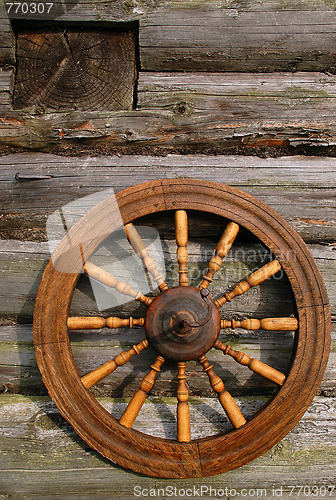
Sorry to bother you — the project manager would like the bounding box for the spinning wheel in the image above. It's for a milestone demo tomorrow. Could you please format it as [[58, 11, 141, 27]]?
[[33, 179, 330, 478]]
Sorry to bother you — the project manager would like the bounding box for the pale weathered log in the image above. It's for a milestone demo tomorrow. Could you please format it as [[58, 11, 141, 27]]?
[[0, 394, 335, 497], [140, 2, 336, 72], [1, 240, 335, 323], [1, 72, 336, 150], [0, 153, 335, 243], [1, 320, 335, 397]]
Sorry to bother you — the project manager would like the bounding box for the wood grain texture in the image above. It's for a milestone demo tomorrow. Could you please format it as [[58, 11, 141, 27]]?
[[13, 28, 136, 112], [3, 0, 336, 72], [0, 394, 335, 498], [140, 4, 336, 72], [0, 2, 15, 64], [0, 153, 335, 243], [1, 72, 336, 150], [1, 239, 335, 323], [31, 178, 330, 477]]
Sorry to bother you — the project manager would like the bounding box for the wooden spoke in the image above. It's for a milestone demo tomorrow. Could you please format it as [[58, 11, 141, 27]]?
[[81, 339, 149, 389], [199, 222, 239, 289], [67, 316, 145, 330], [175, 210, 188, 286], [215, 340, 286, 386], [119, 356, 165, 428], [221, 317, 298, 331], [84, 261, 153, 306], [215, 259, 281, 308], [176, 362, 191, 442], [125, 223, 169, 291], [199, 354, 246, 428]]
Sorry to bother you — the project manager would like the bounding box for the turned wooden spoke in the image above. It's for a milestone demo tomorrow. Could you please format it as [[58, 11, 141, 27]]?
[[176, 362, 191, 442], [81, 339, 149, 389], [67, 316, 145, 330], [175, 210, 188, 286], [216, 259, 282, 308], [221, 317, 298, 331], [84, 261, 152, 306], [200, 222, 239, 289], [119, 356, 165, 428], [199, 355, 246, 428], [125, 223, 168, 291], [215, 340, 286, 386]]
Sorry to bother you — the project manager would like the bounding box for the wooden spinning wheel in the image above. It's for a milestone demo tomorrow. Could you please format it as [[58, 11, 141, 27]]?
[[33, 179, 331, 478]]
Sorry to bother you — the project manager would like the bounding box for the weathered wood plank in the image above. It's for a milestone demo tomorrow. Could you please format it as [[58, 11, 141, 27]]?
[[0, 239, 335, 395], [1, 318, 335, 396], [1, 71, 336, 150], [138, 72, 336, 115], [0, 153, 335, 242], [0, 2, 15, 64], [140, 3, 336, 72], [0, 394, 335, 499], [0, 68, 13, 110], [4, 0, 336, 72]]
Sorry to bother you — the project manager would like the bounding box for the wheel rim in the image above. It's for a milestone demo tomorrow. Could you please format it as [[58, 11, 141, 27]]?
[[33, 178, 331, 478]]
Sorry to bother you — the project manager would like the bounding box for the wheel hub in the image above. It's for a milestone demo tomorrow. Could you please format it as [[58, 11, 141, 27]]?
[[145, 286, 221, 361]]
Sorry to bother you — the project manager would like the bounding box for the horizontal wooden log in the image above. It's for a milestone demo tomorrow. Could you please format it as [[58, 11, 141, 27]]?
[[3, 0, 336, 72], [0, 3, 15, 64], [1, 239, 335, 321], [0, 153, 335, 243], [0, 393, 335, 498], [2, 320, 335, 397], [140, 5, 336, 72], [0, 240, 335, 396], [1, 72, 336, 150]]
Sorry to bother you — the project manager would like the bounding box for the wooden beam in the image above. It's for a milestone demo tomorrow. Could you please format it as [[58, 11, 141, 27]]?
[[140, 2, 336, 72], [0, 153, 335, 243], [1, 72, 335, 150]]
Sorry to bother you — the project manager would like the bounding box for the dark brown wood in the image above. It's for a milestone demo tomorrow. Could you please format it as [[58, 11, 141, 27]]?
[[13, 28, 136, 112], [144, 286, 220, 361], [33, 179, 331, 478]]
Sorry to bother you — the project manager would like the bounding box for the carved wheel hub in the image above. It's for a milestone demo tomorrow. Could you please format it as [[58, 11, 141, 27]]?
[[145, 286, 221, 361]]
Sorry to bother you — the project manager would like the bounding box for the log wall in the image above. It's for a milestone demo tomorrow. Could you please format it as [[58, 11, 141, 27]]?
[[0, 0, 335, 496]]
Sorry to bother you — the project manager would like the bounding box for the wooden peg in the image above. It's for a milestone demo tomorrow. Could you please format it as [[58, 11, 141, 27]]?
[[214, 339, 286, 386], [67, 316, 106, 330], [67, 316, 145, 330], [216, 259, 281, 308], [81, 339, 149, 388], [105, 317, 145, 328], [200, 222, 239, 289], [177, 362, 191, 442], [84, 261, 152, 306], [119, 356, 165, 428], [125, 223, 168, 291], [199, 355, 246, 428], [175, 210, 188, 286], [220, 316, 298, 331]]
